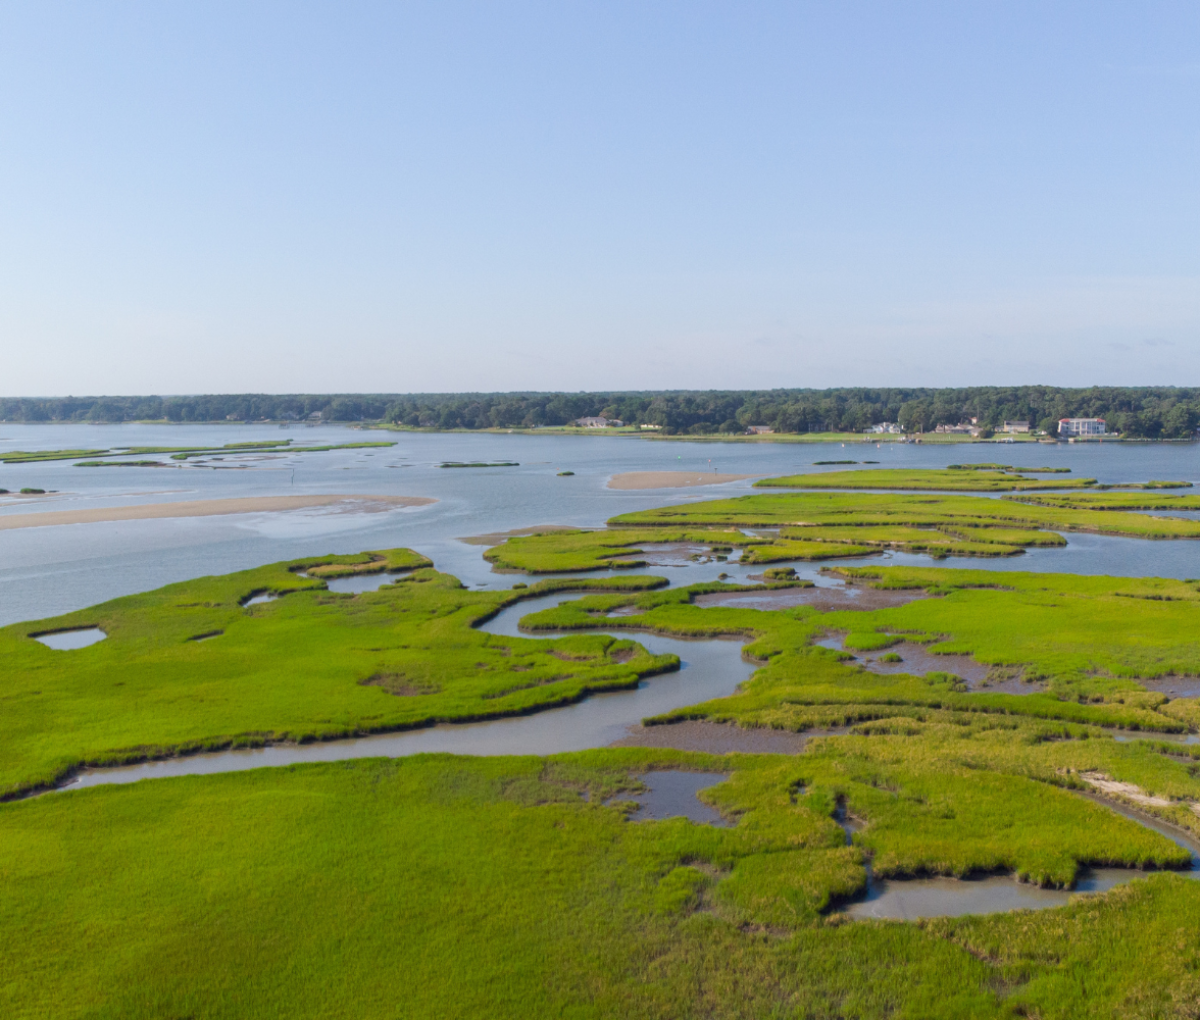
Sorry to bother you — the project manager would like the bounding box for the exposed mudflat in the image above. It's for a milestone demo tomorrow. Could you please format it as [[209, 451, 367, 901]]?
[[607, 471, 759, 490], [815, 634, 1043, 693], [0, 494, 434, 530], [612, 721, 836, 755], [458, 525, 578, 546], [1135, 676, 1200, 698], [697, 582, 931, 612]]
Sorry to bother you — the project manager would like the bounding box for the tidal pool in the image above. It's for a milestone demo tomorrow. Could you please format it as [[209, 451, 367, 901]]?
[[319, 573, 405, 594], [33, 627, 106, 650], [619, 770, 731, 826]]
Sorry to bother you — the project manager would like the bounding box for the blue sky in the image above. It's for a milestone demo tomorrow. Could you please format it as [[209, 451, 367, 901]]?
[[1, 1, 1197, 394]]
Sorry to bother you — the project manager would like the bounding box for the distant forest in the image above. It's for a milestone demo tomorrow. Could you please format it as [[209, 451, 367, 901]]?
[[2, 388, 1198, 438]]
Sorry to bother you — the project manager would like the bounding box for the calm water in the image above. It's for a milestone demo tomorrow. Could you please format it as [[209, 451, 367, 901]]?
[[3, 425, 1200, 626]]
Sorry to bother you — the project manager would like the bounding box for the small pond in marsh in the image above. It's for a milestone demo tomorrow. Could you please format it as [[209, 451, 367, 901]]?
[[614, 770, 731, 826], [33, 627, 106, 650], [317, 573, 406, 594]]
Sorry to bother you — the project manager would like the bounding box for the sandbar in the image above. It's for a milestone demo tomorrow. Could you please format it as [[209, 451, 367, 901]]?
[[607, 471, 759, 490], [0, 494, 434, 531]]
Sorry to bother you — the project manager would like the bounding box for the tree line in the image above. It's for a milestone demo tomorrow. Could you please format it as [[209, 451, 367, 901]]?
[[1, 387, 1197, 438]]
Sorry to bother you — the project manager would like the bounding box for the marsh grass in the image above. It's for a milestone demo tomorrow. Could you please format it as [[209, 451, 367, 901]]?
[[610, 490, 1200, 539], [754, 468, 1096, 491], [3, 750, 1200, 1018]]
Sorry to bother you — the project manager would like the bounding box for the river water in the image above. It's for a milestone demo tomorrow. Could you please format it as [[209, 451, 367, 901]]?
[[4, 424, 1200, 626]]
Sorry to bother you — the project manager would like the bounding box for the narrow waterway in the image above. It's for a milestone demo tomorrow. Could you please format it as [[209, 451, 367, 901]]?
[[56, 592, 758, 793]]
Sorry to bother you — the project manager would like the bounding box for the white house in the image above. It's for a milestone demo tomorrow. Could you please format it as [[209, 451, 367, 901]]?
[[865, 422, 902, 434], [1000, 420, 1030, 433], [1058, 418, 1106, 437], [573, 416, 624, 428], [745, 425, 775, 435]]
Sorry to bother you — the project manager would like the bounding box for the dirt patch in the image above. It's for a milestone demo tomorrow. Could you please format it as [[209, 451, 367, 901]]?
[[360, 673, 441, 697], [607, 471, 760, 490], [1079, 771, 1173, 808], [611, 721, 844, 754], [697, 581, 930, 613], [0, 494, 435, 531]]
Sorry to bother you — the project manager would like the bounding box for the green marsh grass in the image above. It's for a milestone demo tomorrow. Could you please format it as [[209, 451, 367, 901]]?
[[754, 468, 1095, 491], [4, 749, 1200, 1018]]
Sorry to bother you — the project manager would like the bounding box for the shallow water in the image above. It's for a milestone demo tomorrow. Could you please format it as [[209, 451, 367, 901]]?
[[320, 572, 405, 594], [621, 770, 731, 826], [33, 627, 106, 650], [5, 425, 1200, 627]]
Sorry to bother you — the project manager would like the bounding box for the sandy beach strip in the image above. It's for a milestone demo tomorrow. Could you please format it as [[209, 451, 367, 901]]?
[[0, 494, 435, 531], [607, 471, 759, 490]]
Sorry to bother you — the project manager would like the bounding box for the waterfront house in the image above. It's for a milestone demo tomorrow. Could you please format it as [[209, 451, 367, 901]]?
[[1000, 420, 1030, 433], [1058, 418, 1106, 437], [573, 416, 624, 428], [745, 425, 775, 435]]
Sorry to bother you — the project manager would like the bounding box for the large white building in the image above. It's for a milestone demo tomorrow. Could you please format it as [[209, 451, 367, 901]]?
[[1058, 417, 1106, 437]]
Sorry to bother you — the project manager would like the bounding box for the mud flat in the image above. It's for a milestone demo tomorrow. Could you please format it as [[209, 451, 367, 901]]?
[[696, 580, 929, 612], [607, 471, 759, 490], [0, 494, 434, 530], [814, 634, 1043, 693], [612, 721, 835, 755]]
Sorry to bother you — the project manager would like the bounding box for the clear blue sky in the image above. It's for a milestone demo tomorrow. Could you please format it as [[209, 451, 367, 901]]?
[[1, 1, 1197, 394]]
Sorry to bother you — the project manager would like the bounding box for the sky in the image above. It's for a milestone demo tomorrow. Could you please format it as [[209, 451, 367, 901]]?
[[1, 1, 1198, 395]]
